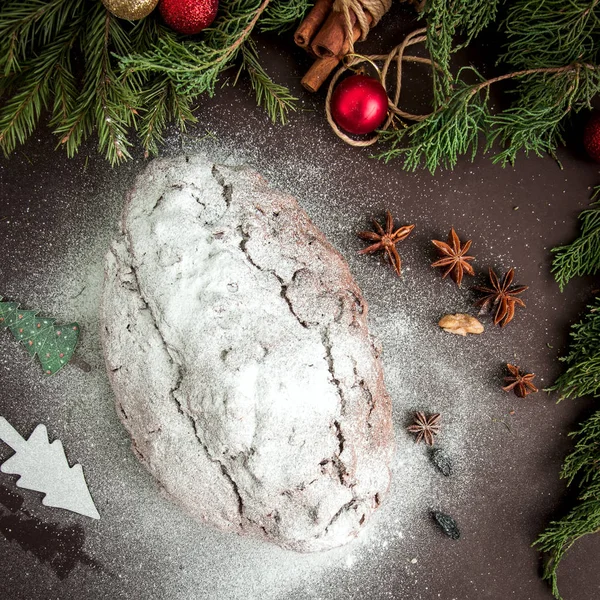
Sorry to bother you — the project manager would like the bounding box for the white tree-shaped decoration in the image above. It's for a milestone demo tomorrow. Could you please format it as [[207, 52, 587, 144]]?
[[0, 417, 99, 519]]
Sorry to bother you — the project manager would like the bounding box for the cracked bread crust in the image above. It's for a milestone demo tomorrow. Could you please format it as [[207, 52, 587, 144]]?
[[101, 155, 394, 552]]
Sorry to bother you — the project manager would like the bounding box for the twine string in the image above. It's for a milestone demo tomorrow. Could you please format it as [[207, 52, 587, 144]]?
[[333, 0, 392, 50]]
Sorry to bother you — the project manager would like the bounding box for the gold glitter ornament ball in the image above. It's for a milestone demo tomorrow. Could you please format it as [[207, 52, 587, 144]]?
[[102, 0, 159, 20]]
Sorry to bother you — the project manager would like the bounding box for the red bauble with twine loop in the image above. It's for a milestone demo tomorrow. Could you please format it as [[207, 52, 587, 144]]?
[[583, 112, 600, 163], [325, 27, 439, 146], [159, 0, 219, 35], [330, 74, 388, 135]]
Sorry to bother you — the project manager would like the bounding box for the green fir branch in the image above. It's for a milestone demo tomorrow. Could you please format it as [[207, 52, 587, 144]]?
[[53, 5, 137, 164], [136, 77, 196, 157], [502, 0, 600, 69], [534, 409, 600, 600], [538, 181, 600, 599], [0, 0, 85, 75], [242, 42, 297, 124], [376, 67, 490, 172], [547, 297, 600, 400], [488, 64, 600, 165], [422, 0, 501, 103], [120, 0, 275, 97], [552, 188, 600, 292], [562, 410, 600, 487], [0, 21, 82, 154], [376, 62, 598, 172], [261, 0, 311, 32], [136, 79, 171, 158], [377, 0, 600, 172], [0, 0, 308, 163]]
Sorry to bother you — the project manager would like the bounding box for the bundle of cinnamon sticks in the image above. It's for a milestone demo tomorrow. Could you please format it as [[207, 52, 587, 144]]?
[[295, 0, 425, 93], [295, 0, 371, 92]]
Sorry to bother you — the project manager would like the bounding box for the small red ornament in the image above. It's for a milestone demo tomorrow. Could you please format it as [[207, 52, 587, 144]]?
[[583, 112, 600, 163], [159, 0, 218, 35], [330, 74, 388, 135]]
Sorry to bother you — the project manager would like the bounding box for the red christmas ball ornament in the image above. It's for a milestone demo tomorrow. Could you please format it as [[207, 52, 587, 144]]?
[[159, 0, 218, 35], [583, 112, 600, 163], [330, 74, 388, 135]]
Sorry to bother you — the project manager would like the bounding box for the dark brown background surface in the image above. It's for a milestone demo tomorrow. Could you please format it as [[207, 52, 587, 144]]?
[[1, 4, 600, 600]]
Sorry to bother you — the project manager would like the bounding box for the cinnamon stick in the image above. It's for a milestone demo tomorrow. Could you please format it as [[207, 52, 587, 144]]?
[[294, 0, 333, 48], [302, 12, 373, 92], [311, 8, 356, 58], [301, 56, 341, 93]]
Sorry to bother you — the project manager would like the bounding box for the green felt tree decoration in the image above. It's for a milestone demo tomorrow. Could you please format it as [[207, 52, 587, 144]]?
[[535, 188, 600, 599], [0, 296, 80, 376]]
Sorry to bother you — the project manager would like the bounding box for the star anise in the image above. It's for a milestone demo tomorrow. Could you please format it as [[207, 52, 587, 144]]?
[[502, 364, 538, 398], [358, 211, 415, 276], [407, 412, 441, 446], [473, 267, 528, 327], [431, 228, 475, 287]]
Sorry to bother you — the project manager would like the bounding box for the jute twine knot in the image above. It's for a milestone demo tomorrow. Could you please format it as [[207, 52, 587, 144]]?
[[333, 0, 392, 50], [325, 27, 439, 147]]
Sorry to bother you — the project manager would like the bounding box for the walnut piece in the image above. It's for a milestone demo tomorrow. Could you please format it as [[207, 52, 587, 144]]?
[[438, 313, 484, 336]]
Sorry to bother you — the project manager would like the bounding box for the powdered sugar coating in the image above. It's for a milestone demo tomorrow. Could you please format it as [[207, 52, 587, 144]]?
[[101, 155, 394, 551]]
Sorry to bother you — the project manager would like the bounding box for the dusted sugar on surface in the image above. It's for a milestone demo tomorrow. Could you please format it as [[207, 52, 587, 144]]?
[[101, 154, 394, 552]]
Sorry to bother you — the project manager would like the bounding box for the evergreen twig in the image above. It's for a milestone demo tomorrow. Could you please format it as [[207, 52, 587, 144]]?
[[378, 0, 600, 172], [120, 0, 275, 96], [536, 182, 600, 599], [0, 0, 308, 164], [552, 187, 600, 292], [376, 62, 599, 172], [547, 297, 600, 400], [2, 0, 600, 168], [502, 0, 600, 69], [421, 0, 501, 104], [242, 42, 298, 124], [534, 409, 600, 600]]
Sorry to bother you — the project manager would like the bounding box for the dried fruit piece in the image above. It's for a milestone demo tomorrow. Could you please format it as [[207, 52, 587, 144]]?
[[432, 511, 461, 540], [438, 313, 484, 336], [430, 448, 453, 477]]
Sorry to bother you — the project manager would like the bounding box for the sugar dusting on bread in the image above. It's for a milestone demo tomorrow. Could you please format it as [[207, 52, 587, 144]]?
[[1, 130, 534, 599]]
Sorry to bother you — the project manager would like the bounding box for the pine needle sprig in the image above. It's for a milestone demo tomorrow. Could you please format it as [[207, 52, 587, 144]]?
[[242, 42, 298, 123], [124, 20, 197, 157], [54, 4, 137, 163], [378, 0, 600, 172], [502, 0, 600, 70], [487, 63, 600, 165], [376, 67, 490, 172], [120, 0, 275, 97], [422, 0, 501, 103], [551, 188, 600, 292], [0, 20, 83, 154], [562, 409, 600, 487], [135, 77, 194, 157], [534, 409, 600, 600], [546, 297, 600, 400], [537, 182, 600, 599], [0, 0, 85, 76], [376, 62, 599, 173], [261, 0, 310, 32], [0, 0, 308, 163]]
